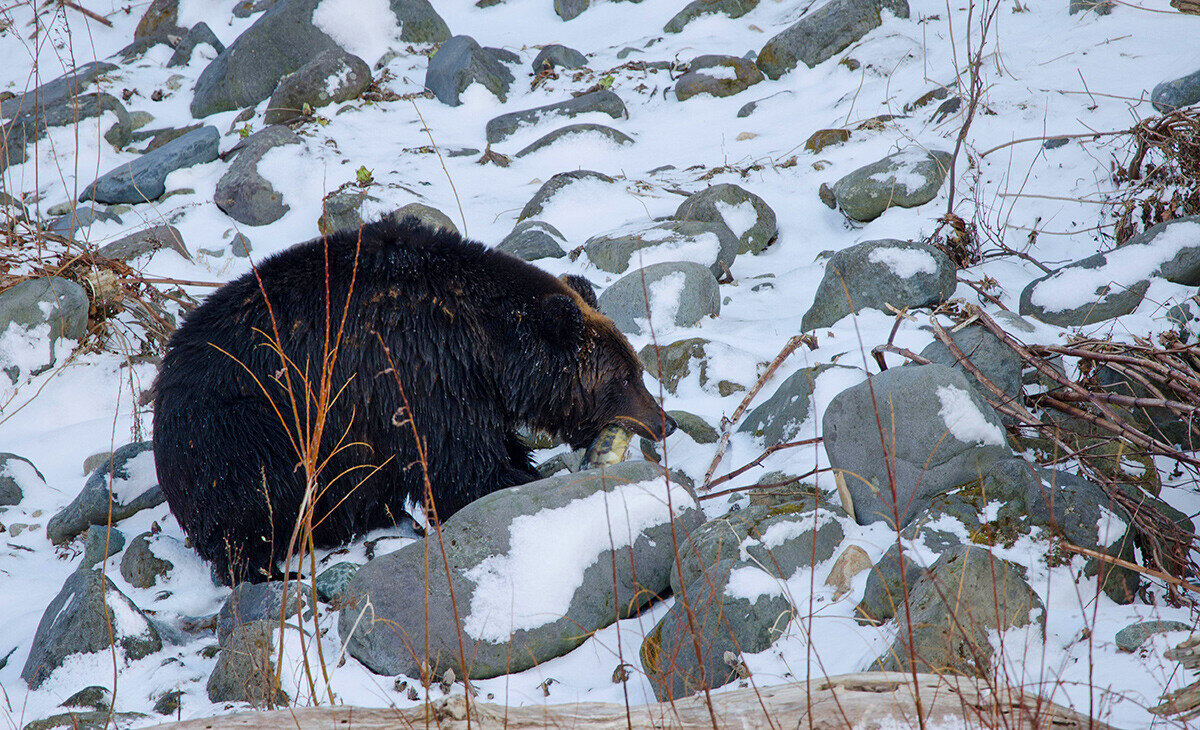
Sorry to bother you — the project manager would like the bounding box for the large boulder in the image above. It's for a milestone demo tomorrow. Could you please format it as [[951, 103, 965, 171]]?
[[425, 36, 515, 106], [215, 126, 301, 226], [0, 276, 88, 381], [584, 220, 739, 277], [802, 239, 956, 331], [46, 442, 163, 545], [674, 55, 764, 101], [665, 0, 758, 33], [739, 364, 850, 444], [517, 169, 615, 222], [823, 363, 1012, 526], [79, 125, 219, 204], [1151, 67, 1200, 114], [598, 262, 721, 335], [674, 183, 777, 255], [757, 0, 907, 79], [263, 47, 372, 124], [826, 149, 951, 222], [515, 123, 633, 158], [338, 461, 701, 679], [0, 453, 44, 506], [486, 90, 627, 144]]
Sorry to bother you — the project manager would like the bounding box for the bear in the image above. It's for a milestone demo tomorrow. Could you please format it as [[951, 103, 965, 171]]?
[[152, 216, 675, 585]]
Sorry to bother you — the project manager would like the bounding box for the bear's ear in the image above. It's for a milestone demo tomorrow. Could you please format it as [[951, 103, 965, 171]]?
[[560, 274, 599, 309], [538, 293, 585, 348]]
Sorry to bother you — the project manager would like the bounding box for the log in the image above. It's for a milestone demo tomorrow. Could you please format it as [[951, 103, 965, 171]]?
[[146, 672, 1110, 729]]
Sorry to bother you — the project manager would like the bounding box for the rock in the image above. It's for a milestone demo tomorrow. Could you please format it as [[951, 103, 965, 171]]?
[[218, 581, 314, 646], [134, 0, 182, 39], [0, 62, 116, 119], [317, 188, 379, 234], [166, 22, 225, 67], [98, 224, 189, 262], [46, 442, 162, 546], [486, 90, 627, 144], [79, 125, 219, 205], [22, 569, 162, 689], [315, 562, 359, 604], [0, 453, 43, 506], [739, 364, 845, 444], [515, 123, 633, 157], [806, 128, 851, 153], [23, 710, 146, 730], [638, 337, 711, 393], [757, 0, 906, 79], [47, 204, 123, 237], [191, 0, 447, 118], [1019, 216, 1200, 327], [3, 92, 130, 171], [62, 686, 112, 711], [669, 410, 718, 443], [206, 621, 286, 705], [828, 148, 951, 222], [675, 183, 777, 255], [736, 90, 792, 118], [675, 55, 764, 101], [0, 277, 88, 380], [215, 126, 302, 226], [517, 169, 615, 221], [823, 363, 1012, 527], [233, 0, 278, 16], [532, 44, 587, 70], [497, 220, 567, 260], [585, 220, 738, 277], [339, 461, 701, 679], [1069, 0, 1113, 12], [391, 202, 459, 234], [555, 0, 589, 20], [264, 48, 372, 124], [871, 546, 1041, 676], [425, 36, 515, 106], [825, 544, 871, 598], [802, 239, 956, 331], [665, 0, 758, 33], [598, 262, 721, 334], [919, 322, 1025, 418], [1115, 621, 1191, 652], [81, 525, 125, 569], [120, 531, 175, 588], [230, 232, 253, 258], [1152, 68, 1200, 113]]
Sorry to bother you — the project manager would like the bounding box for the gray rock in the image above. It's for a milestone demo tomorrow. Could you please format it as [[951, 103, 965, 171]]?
[[166, 22, 225, 67], [497, 220, 566, 260], [47, 204, 123, 237], [828, 148, 951, 222], [585, 220, 738, 277], [598, 262, 720, 334], [532, 44, 587, 70], [823, 363, 1012, 527], [0, 453, 43, 506], [22, 710, 147, 730], [81, 525, 125, 569], [215, 126, 302, 226], [918, 322, 1024, 416], [61, 686, 112, 711], [206, 621, 286, 705], [638, 337, 711, 393], [486, 90, 627, 144], [517, 169, 615, 221], [802, 239, 956, 331], [1019, 275, 1148, 327], [264, 48, 372, 124], [1069, 0, 1113, 13], [390, 202, 459, 234], [1152, 68, 1200, 114], [515, 123, 633, 158], [736, 90, 792, 118], [339, 461, 701, 679], [315, 562, 360, 604], [133, 0, 182, 39], [670, 410, 718, 443], [22, 569, 162, 689], [757, 0, 905, 79], [0, 62, 117, 119], [120, 531, 175, 588], [46, 442, 163, 546], [231, 232, 253, 258], [191, 0, 447, 118], [555, 0, 589, 20], [0, 277, 88, 380], [739, 364, 846, 444], [2, 92, 130, 171], [317, 188, 379, 234], [79, 125, 219, 205], [675, 183, 777, 255], [1115, 620, 1191, 652], [425, 36, 515, 106], [98, 224, 189, 262], [218, 581, 314, 646], [665, 0, 758, 33], [675, 55, 763, 101], [871, 546, 1041, 676]]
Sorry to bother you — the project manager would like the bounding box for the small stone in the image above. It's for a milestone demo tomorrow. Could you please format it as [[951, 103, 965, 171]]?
[[166, 22, 225, 67], [81, 525, 125, 569], [486, 90, 627, 144], [317, 189, 380, 235], [217, 581, 313, 646], [805, 128, 850, 153], [757, 0, 907, 79], [675, 183, 777, 255], [584, 219, 738, 277], [0, 453, 43, 506], [668, 410, 718, 443], [425, 36, 515, 107], [555, 0, 589, 20], [152, 689, 183, 716], [1115, 621, 1192, 652], [675, 55, 763, 101], [46, 442, 161, 546], [497, 220, 567, 260], [517, 169, 615, 222], [515, 124, 633, 158], [62, 686, 112, 711], [532, 44, 587, 71], [391, 203, 459, 234], [0, 277, 89, 381], [824, 544, 871, 598], [98, 224, 189, 262], [120, 531, 175, 588], [828, 148, 951, 222], [206, 621, 287, 705], [1152, 68, 1200, 113], [315, 562, 360, 604]]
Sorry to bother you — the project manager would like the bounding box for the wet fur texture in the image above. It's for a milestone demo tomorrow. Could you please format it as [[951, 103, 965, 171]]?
[[152, 217, 669, 584]]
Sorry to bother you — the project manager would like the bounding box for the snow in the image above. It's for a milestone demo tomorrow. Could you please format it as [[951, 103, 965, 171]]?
[[0, 0, 1198, 725], [108, 450, 158, 506], [462, 477, 694, 643], [936, 385, 1005, 447], [724, 565, 785, 600], [868, 245, 938, 278], [714, 199, 758, 239], [635, 271, 687, 335]]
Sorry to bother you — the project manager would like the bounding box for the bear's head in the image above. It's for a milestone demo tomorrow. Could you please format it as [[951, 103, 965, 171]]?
[[528, 274, 675, 450]]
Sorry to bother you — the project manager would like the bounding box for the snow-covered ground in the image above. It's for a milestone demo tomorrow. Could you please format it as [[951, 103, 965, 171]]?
[[1, 0, 1199, 726]]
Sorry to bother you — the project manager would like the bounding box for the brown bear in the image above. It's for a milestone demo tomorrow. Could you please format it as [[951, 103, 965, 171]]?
[[152, 216, 674, 585]]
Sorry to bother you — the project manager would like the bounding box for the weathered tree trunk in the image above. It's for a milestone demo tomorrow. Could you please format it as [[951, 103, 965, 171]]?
[[148, 672, 1109, 729]]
